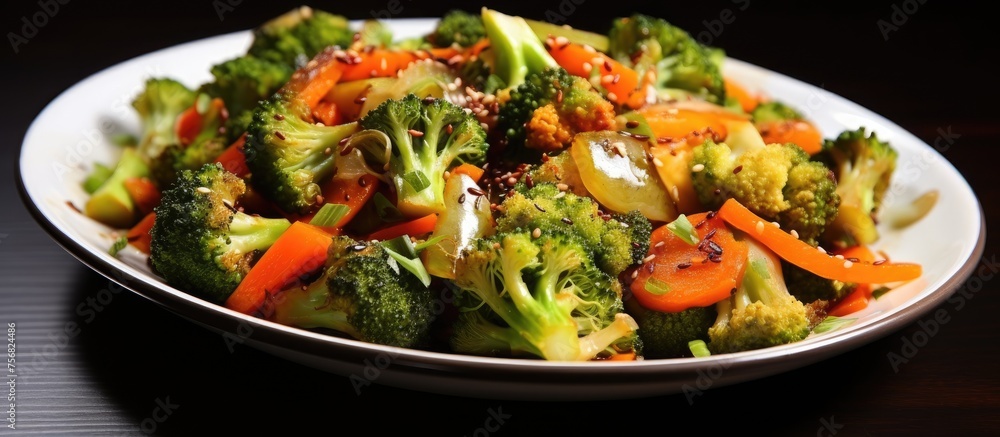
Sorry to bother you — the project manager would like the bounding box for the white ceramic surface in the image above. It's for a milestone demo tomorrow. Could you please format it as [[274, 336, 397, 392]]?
[[18, 19, 985, 400]]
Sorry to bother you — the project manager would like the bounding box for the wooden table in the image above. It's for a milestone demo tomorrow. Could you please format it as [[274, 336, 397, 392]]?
[[3, 1, 998, 435]]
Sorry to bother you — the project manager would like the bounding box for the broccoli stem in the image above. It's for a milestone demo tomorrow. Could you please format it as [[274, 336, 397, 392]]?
[[272, 276, 360, 340], [226, 213, 293, 255]]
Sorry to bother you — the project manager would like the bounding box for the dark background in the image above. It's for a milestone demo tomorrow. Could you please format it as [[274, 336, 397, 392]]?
[[3, 0, 998, 435]]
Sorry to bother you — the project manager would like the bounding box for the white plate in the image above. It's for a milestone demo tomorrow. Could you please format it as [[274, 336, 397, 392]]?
[[17, 18, 985, 400]]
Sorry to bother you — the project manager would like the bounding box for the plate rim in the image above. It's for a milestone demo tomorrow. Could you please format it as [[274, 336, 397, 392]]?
[[15, 21, 988, 400]]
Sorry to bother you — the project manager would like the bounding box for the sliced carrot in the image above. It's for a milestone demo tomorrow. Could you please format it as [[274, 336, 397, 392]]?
[[828, 285, 872, 317], [214, 133, 250, 178], [123, 177, 161, 217], [758, 119, 823, 155], [826, 244, 877, 317], [174, 105, 203, 146], [724, 77, 761, 113], [283, 47, 346, 109], [639, 104, 736, 145], [603, 351, 638, 361], [299, 174, 381, 227], [126, 211, 156, 254], [547, 41, 644, 108], [450, 163, 485, 183], [630, 212, 750, 313], [311, 99, 343, 127], [717, 198, 922, 284], [337, 49, 432, 82], [367, 213, 438, 242], [225, 221, 334, 315]]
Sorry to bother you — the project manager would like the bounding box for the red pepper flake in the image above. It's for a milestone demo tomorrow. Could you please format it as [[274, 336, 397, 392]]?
[[733, 165, 743, 174]]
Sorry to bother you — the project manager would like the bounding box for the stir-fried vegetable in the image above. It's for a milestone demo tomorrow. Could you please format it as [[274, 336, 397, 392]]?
[[80, 7, 925, 361]]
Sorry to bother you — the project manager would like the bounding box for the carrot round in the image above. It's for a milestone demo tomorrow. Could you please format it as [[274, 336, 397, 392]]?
[[126, 212, 156, 254], [717, 198, 922, 283], [758, 119, 823, 155], [174, 104, 203, 146], [547, 41, 644, 107], [224, 221, 334, 315], [630, 212, 750, 313], [367, 213, 438, 242], [311, 99, 343, 127]]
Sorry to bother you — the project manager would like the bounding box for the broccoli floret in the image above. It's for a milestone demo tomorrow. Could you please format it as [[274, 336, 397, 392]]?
[[247, 6, 354, 69], [624, 298, 716, 359], [707, 238, 812, 354], [783, 261, 858, 303], [199, 55, 293, 141], [358, 94, 488, 217], [84, 147, 151, 228], [243, 90, 360, 215], [607, 14, 725, 104], [480, 8, 559, 89], [132, 77, 197, 161], [814, 127, 898, 249], [691, 139, 839, 245], [751, 101, 804, 124], [496, 67, 616, 153], [150, 95, 230, 187], [450, 232, 639, 361], [269, 236, 435, 348], [431, 10, 486, 48], [353, 19, 394, 49], [150, 163, 291, 303], [497, 183, 650, 278]]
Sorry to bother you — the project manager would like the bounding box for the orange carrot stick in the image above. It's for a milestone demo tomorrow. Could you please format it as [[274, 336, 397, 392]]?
[[717, 198, 922, 283], [123, 177, 161, 217], [224, 222, 334, 315], [126, 212, 156, 254], [367, 213, 438, 242], [547, 41, 644, 107]]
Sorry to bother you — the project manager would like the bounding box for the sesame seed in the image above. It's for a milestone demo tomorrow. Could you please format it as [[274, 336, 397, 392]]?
[[582, 62, 593, 73], [458, 193, 466, 204], [874, 259, 886, 265], [607, 92, 618, 102], [532, 228, 542, 239], [631, 270, 639, 279], [677, 262, 692, 269], [493, 242, 502, 249], [274, 131, 286, 140], [755, 220, 765, 235], [196, 187, 211, 194], [554, 191, 565, 199], [652, 157, 664, 167], [556, 183, 569, 191], [654, 241, 665, 248], [408, 129, 424, 137], [506, 177, 517, 186], [834, 254, 845, 260], [817, 246, 827, 254], [534, 203, 546, 212], [643, 254, 657, 263], [843, 260, 854, 268], [467, 187, 485, 196], [555, 36, 569, 46], [603, 60, 613, 72], [626, 120, 640, 129], [358, 177, 368, 187], [324, 147, 332, 155], [733, 165, 743, 174], [273, 114, 285, 121], [354, 96, 367, 104], [670, 186, 680, 202], [561, 217, 574, 225], [771, 221, 780, 228], [692, 163, 705, 172], [790, 229, 799, 239]]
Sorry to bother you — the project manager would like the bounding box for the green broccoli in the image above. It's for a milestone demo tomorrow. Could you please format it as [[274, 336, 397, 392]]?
[[691, 138, 839, 245], [354, 19, 394, 49], [149, 94, 230, 187], [750, 101, 805, 124], [450, 232, 640, 361], [480, 8, 559, 90], [431, 10, 486, 48], [814, 127, 898, 249], [783, 261, 857, 304], [357, 94, 488, 218], [624, 298, 716, 359], [243, 90, 360, 215], [199, 55, 293, 141], [497, 183, 651, 278], [607, 14, 726, 104], [269, 236, 435, 348], [496, 67, 616, 154], [707, 238, 816, 354], [149, 163, 291, 303], [247, 6, 354, 69]]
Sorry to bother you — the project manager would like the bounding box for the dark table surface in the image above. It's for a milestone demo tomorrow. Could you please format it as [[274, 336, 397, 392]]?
[[3, 1, 998, 435]]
